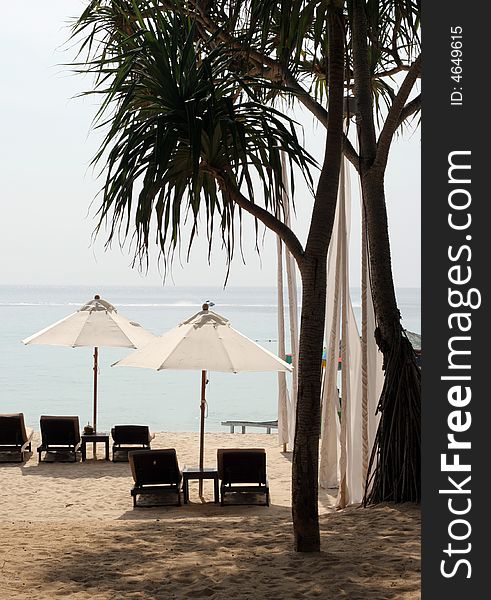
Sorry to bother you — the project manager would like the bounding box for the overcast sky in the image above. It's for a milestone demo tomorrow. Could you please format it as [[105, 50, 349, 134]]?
[[0, 1, 420, 289]]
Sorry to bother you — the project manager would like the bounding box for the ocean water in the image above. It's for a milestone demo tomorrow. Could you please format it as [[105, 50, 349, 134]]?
[[0, 285, 420, 433]]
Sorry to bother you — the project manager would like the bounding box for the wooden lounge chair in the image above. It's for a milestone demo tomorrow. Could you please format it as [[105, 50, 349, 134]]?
[[129, 449, 182, 507], [0, 413, 33, 463], [217, 448, 270, 506], [111, 425, 155, 462], [37, 415, 81, 462]]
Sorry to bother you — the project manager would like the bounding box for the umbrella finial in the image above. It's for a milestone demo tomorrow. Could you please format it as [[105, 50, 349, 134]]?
[[202, 303, 209, 311], [94, 294, 101, 300]]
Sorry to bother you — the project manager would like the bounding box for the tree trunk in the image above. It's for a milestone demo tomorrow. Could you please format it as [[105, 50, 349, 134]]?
[[361, 169, 421, 504], [351, 0, 421, 505], [360, 170, 399, 346], [291, 3, 346, 552], [292, 258, 326, 552]]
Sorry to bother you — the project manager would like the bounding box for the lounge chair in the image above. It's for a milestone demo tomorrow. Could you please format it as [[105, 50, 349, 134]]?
[[217, 448, 270, 506], [37, 415, 81, 462], [0, 413, 33, 463], [111, 425, 155, 462], [129, 449, 182, 507]]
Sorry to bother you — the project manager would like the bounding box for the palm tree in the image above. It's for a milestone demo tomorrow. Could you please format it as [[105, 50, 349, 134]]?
[[350, 0, 421, 503], [72, 0, 346, 552], [163, 0, 422, 504], [72, 0, 421, 548], [144, 0, 422, 504]]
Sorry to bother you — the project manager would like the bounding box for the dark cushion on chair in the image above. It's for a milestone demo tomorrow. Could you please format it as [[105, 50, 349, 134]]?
[[0, 413, 30, 446], [40, 416, 80, 447], [129, 449, 182, 487], [217, 449, 267, 484], [111, 425, 153, 445]]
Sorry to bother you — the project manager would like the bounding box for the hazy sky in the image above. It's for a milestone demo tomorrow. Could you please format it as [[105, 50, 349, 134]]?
[[1, 1, 420, 289]]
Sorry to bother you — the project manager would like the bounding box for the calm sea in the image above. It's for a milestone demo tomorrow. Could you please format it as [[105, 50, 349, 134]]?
[[0, 285, 420, 432]]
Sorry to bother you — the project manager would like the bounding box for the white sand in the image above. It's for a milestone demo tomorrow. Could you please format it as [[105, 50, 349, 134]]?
[[0, 432, 420, 599]]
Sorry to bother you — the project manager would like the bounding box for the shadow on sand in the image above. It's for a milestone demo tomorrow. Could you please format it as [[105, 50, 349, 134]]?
[[18, 458, 132, 479], [31, 504, 419, 600]]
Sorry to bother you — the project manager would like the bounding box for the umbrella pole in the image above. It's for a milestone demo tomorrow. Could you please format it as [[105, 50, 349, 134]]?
[[93, 347, 98, 457], [199, 369, 207, 500]]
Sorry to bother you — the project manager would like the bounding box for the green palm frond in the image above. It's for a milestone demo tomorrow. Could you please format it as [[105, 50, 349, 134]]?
[[72, 3, 316, 273], [74, 1, 420, 133], [201, 1, 420, 123], [346, 0, 421, 71]]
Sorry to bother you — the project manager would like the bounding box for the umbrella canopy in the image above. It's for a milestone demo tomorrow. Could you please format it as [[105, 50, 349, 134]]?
[[22, 296, 153, 349], [115, 305, 292, 373], [114, 304, 291, 479], [22, 295, 155, 433]]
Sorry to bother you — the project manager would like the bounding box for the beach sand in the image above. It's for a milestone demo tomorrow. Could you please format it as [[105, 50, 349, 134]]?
[[0, 432, 420, 599]]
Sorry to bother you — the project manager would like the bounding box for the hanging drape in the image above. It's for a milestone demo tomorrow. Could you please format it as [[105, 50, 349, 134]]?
[[276, 154, 300, 451], [275, 142, 383, 487], [277, 236, 291, 448], [319, 147, 384, 506], [319, 161, 343, 489]]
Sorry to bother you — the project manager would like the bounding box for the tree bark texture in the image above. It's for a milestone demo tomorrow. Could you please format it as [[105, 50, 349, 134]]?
[[292, 4, 345, 552], [360, 171, 400, 350], [292, 260, 326, 552], [361, 170, 421, 503], [351, 0, 421, 504]]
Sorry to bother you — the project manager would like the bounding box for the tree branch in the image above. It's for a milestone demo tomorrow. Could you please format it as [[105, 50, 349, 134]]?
[[397, 93, 421, 127], [375, 56, 421, 172], [305, 8, 345, 259], [373, 64, 410, 78], [282, 74, 359, 171], [156, 0, 360, 171], [352, 0, 378, 168], [343, 136, 359, 170], [211, 168, 306, 268]]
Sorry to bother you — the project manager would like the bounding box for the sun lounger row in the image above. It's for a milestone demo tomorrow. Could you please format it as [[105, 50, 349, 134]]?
[[0, 414, 154, 463], [0, 414, 270, 506], [129, 448, 270, 507]]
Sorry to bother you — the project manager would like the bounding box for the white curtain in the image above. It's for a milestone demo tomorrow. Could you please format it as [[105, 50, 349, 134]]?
[[319, 150, 384, 506], [276, 154, 300, 451], [319, 160, 343, 489], [361, 192, 384, 491], [276, 145, 383, 493], [277, 236, 291, 448]]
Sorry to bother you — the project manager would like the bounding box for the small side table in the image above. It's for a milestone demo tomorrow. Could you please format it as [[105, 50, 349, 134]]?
[[81, 432, 110, 461], [182, 467, 219, 503]]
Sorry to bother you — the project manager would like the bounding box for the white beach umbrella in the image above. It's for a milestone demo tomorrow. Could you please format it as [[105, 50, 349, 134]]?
[[114, 303, 292, 473], [22, 295, 155, 433]]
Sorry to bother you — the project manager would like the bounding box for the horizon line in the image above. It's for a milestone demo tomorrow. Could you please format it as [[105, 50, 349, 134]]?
[[0, 282, 422, 289]]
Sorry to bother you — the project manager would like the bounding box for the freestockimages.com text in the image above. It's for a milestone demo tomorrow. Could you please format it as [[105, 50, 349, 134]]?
[[439, 150, 480, 580]]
